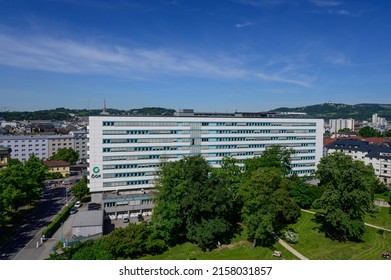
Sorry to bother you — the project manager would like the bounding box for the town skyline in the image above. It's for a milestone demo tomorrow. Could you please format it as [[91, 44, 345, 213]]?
[[1, 1, 391, 112]]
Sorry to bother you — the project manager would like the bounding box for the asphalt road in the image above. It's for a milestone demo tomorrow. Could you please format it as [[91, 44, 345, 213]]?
[[0, 187, 73, 260]]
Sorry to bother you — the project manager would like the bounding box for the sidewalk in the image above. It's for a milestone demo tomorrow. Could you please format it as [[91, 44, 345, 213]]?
[[278, 239, 309, 260], [13, 211, 74, 260]]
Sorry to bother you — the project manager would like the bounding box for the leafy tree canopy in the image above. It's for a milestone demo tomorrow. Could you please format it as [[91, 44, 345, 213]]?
[[243, 145, 292, 177], [358, 126, 382, 137], [50, 148, 79, 164], [239, 167, 301, 246], [315, 153, 377, 241], [153, 155, 238, 250], [71, 176, 89, 200]]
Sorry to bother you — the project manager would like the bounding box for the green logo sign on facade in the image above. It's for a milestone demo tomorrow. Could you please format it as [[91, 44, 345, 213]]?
[[92, 166, 100, 174]]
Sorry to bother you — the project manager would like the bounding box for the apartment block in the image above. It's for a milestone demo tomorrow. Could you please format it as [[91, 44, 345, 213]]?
[[0, 131, 88, 162], [325, 138, 391, 184]]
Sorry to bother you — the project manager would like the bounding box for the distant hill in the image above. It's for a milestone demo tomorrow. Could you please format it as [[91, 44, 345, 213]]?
[[270, 103, 391, 121], [0, 107, 176, 121]]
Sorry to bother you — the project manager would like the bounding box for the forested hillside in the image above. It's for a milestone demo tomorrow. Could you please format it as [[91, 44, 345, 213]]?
[[271, 103, 391, 121], [0, 107, 176, 121]]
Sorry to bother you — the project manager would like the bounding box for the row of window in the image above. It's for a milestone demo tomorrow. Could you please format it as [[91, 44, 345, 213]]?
[[213, 129, 316, 134], [103, 163, 161, 170], [102, 129, 317, 136], [102, 153, 317, 162], [290, 169, 315, 174], [102, 121, 317, 127], [103, 172, 158, 179], [103, 121, 179, 127], [204, 122, 317, 127], [103, 180, 151, 187]]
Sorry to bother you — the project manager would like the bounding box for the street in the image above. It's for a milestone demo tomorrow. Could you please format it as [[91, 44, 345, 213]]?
[[0, 186, 74, 260]]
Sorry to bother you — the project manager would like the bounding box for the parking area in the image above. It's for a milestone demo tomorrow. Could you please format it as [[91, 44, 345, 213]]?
[[74, 201, 152, 234]]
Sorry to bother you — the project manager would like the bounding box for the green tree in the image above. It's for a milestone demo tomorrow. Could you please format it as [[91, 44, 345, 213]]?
[[49, 222, 166, 260], [23, 154, 49, 203], [243, 145, 292, 177], [358, 126, 381, 137], [289, 176, 324, 209], [153, 155, 237, 250], [0, 155, 48, 226], [71, 176, 89, 200], [315, 153, 377, 241], [50, 148, 79, 164], [384, 129, 391, 137], [239, 167, 301, 246], [0, 160, 27, 212], [213, 157, 242, 224]]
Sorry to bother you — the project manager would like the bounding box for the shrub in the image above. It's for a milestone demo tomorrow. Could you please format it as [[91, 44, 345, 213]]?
[[284, 230, 299, 244]]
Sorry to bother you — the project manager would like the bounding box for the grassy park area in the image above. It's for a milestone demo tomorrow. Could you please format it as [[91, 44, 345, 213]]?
[[140, 210, 391, 260]]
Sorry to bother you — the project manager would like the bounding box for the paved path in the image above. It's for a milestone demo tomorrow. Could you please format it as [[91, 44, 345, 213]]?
[[277, 239, 309, 260]]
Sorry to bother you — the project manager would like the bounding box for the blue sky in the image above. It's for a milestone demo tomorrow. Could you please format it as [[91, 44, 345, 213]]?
[[0, 0, 391, 112]]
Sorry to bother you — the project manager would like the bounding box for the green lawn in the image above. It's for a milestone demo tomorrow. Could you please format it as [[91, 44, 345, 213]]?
[[140, 241, 298, 260], [287, 211, 391, 260], [140, 229, 299, 260], [365, 207, 391, 230], [140, 209, 391, 260]]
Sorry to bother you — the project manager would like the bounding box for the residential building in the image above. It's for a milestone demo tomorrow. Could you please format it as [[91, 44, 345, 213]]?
[[325, 138, 391, 184], [328, 118, 355, 134], [0, 131, 88, 162], [44, 160, 71, 177], [88, 110, 324, 219], [0, 146, 11, 169], [0, 135, 49, 162]]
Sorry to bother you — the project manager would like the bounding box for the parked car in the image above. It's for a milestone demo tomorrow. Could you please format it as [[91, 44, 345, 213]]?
[[122, 216, 129, 223], [74, 201, 82, 208], [88, 203, 101, 211], [70, 207, 78, 214]]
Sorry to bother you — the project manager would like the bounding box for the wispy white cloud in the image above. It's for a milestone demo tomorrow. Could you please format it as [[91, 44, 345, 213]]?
[[336, 9, 350, 16], [326, 52, 353, 66], [232, 0, 286, 7], [0, 31, 315, 88], [256, 72, 312, 88], [235, 22, 253, 28], [308, 0, 341, 7]]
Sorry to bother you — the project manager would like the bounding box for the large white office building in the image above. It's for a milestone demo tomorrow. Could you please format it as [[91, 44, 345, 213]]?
[[88, 110, 324, 219]]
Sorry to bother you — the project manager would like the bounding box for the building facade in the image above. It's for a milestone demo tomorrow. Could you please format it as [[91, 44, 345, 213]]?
[[44, 160, 71, 177], [328, 118, 355, 134], [0, 131, 88, 162], [325, 138, 391, 184], [88, 111, 324, 219], [0, 146, 11, 169]]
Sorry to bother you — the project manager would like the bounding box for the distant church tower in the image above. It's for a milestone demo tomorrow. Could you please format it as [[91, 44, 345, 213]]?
[[100, 99, 110, 115]]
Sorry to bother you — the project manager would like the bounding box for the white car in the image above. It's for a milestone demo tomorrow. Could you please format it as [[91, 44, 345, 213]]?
[[74, 201, 82, 208]]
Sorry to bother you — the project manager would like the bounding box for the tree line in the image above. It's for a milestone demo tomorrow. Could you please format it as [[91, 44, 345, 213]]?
[[50, 145, 386, 260], [0, 147, 84, 229], [0, 155, 49, 228]]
